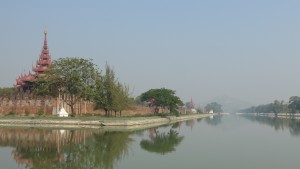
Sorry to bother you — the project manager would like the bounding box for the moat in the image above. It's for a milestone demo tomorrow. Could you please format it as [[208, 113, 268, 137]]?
[[1, 114, 300, 169]]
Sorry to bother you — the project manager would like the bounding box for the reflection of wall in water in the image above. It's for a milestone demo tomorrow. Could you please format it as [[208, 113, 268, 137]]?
[[0, 129, 104, 166]]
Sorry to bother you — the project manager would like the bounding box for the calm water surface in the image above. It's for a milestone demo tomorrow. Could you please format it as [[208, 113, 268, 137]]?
[[1, 115, 300, 169]]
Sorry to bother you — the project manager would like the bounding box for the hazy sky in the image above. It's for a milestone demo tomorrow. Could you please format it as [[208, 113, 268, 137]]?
[[0, 0, 300, 105]]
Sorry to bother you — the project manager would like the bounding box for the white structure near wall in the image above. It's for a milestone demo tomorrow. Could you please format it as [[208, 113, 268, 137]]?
[[57, 107, 68, 117]]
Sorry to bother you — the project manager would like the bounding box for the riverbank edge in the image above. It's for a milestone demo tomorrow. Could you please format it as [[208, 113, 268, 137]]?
[[0, 114, 215, 129], [236, 113, 300, 119]]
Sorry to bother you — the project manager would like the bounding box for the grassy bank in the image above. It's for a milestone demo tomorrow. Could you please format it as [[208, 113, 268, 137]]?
[[0, 113, 214, 129]]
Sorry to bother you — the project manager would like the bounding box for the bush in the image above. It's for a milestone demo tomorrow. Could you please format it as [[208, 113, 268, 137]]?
[[82, 113, 93, 117], [6, 110, 16, 116], [25, 108, 30, 116], [37, 109, 44, 116], [133, 113, 142, 117], [172, 110, 180, 117], [159, 113, 167, 118]]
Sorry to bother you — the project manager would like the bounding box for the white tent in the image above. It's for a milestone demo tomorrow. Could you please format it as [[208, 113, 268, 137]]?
[[57, 107, 69, 117]]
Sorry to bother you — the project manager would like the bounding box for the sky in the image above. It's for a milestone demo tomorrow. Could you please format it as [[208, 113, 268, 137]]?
[[0, 0, 300, 106]]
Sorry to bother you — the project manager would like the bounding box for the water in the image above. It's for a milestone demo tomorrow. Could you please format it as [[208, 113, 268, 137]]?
[[0, 115, 300, 169]]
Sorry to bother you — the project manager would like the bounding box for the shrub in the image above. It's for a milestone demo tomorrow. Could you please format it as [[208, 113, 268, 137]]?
[[159, 113, 167, 118], [37, 109, 44, 116], [6, 110, 16, 116], [25, 108, 30, 116], [172, 110, 180, 117]]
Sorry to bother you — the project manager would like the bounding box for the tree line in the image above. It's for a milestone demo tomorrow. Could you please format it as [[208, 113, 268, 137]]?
[[0, 87, 16, 96], [31, 57, 133, 117], [239, 96, 300, 117], [2, 57, 207, 117]]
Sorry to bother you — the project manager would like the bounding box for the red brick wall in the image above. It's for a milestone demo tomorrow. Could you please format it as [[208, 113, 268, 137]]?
[[0, 95, 154, 116]]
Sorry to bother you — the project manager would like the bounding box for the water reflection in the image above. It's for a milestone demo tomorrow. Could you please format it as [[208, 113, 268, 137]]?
[[185, 119, 195, 130], [171, 122, 182, 129], [205, 114, 223, 126], [196, 118, 203, 123], [140, 128, 184, 155], [0, 129, 133, 169], [242, 115, 300, 137]]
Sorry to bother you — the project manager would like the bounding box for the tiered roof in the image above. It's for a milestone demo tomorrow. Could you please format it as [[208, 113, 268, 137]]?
[[14, 31, 52, 90], [186, 98, 195, 109], [14, 72, 35, 89], [32, 30, 52, 76]]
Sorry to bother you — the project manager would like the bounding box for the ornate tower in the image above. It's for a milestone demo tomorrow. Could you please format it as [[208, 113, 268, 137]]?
[[14, 30, 52, 90], [32, 30, 52, 76], [186, 98, 195, 109]]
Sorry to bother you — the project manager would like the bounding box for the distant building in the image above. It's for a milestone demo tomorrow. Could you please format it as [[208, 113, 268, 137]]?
[[14, 31, 52, 91], [186, 98, 195, 109], [186, 98, 197, 113]]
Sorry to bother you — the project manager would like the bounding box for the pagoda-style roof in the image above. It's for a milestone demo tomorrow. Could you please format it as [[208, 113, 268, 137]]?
[[36, 59, 52, 66], [14, 30, 52, 90], [32, 66, 48, 72], [14, 73, 35, 89], [32, 30, 52, 75]]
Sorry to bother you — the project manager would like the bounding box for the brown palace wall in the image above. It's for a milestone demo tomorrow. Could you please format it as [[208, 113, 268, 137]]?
[[0, 95, 153, 116]]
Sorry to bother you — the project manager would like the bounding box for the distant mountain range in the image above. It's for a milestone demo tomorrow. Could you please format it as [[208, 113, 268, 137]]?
[[202, 96, 252, 113]]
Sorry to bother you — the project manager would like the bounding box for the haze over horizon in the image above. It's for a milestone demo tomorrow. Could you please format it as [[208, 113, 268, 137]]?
[[1, 0, 300, 107]]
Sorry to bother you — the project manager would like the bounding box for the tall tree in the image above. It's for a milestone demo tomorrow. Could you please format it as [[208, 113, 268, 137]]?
[[38, 57, 101, 116], [111, 82, 133, 117], [140, 88, 183, 114], [205, 102, 223, 113], [94, 64, 132, 117], [272, 100, 283, 117], [94, 64, 115, 116], [288, 96, 300, 114]]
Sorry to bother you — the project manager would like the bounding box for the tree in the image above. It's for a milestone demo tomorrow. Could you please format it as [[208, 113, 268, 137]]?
[[240, 100, 288, 116], [205, 102, 223, 113], [0, 87, 16, 96], [37, 57, 101, 116], [288, 96, 300, 114], [196, 106, 204, 113], [94, 64, 115, 116], [272, 100, 283, 117], [94, 64, 132, 117], [32, 76, 52, 96], [140, 88, 183, 114], [111, 82, 134, 117]]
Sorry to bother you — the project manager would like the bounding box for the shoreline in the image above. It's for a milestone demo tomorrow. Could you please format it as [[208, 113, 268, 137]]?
[[236, 113, 300, 119], [0, 113, 215, 130]]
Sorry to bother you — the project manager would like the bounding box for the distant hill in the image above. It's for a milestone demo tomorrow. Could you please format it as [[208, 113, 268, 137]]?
[[203, 96, 252, 113]]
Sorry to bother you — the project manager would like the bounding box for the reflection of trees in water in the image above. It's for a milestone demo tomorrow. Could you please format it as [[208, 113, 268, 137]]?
[[12, 145, 58, 169], [288, 119, 300, 136], [57, 131, 133, 169], [140, 129, 184, 155], [171, 122, 183, 129], [185, 119, 195, 130], [0, 129, 73, 168], [205, 115, 223, 126], [0, 129, 133, 169], [242, 115, 300, 137], [196, 118, 203, 123]]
